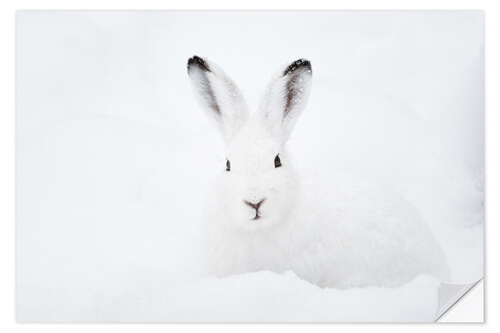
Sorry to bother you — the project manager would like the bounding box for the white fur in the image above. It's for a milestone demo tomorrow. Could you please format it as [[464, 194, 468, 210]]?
[[188, 56, 449, 288]]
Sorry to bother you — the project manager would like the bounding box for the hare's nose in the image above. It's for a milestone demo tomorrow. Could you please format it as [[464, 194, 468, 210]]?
[[244, 198, 266, 210]]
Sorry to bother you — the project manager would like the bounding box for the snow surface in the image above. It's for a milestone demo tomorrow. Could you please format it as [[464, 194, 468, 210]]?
[[16, 11, 483, 322]]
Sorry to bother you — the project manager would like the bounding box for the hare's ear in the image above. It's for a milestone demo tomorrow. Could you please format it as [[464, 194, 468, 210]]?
[[187, 56, 249, 142], [258, 59, 312, 142]]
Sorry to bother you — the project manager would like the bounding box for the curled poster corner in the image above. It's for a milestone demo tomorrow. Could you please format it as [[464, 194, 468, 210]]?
[[436, 279, 484, 321]]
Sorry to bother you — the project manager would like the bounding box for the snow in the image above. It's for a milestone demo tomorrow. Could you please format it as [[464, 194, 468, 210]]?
[[19, 271, 441, 322], [16, 11, 483, 322]]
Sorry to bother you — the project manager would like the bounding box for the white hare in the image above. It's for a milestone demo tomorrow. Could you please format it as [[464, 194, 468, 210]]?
[[187, 56, 449, 288]]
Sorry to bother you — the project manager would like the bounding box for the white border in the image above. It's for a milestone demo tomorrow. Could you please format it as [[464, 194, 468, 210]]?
[[1, 0, 494, 331]]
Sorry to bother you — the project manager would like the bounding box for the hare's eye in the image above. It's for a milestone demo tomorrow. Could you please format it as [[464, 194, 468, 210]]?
[[226, 159, 231, 172], [274, 154, 282, 168]]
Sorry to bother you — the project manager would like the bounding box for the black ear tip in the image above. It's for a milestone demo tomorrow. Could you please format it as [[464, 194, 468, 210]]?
[[283, 59, 312, 76], [187, 55, 211, 72]]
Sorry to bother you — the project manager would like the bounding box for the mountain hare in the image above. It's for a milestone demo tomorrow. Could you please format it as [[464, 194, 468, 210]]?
[[187, 55, 449, 288]]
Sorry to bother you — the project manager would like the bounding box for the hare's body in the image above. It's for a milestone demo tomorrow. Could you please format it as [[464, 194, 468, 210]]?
[[188, 56, 449, 288], [201, 175, 449, 288]]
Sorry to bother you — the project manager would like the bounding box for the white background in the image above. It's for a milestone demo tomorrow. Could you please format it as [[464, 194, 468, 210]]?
[[0, 0, 496, 331]]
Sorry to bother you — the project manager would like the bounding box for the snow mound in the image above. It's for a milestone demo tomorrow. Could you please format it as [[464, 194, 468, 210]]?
[[156, 272, 440, 322]]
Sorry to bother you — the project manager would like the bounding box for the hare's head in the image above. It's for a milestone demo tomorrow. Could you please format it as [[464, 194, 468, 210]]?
[[188, 56, 312, 231]]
